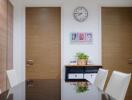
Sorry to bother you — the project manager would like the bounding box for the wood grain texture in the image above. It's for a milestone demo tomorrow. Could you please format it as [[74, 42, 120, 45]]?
[[0, 0, 8, 92], [102, 7, 132, 100], [26, 7, 61, 80], [0, 0, 13, 92], [7, 0, 13, 70]]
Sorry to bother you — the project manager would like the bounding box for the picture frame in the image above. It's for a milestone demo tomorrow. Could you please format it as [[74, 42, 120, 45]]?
[[70, 32, 93, 44]]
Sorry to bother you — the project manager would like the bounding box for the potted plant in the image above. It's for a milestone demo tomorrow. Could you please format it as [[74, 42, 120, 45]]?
[[76, 52, 89, 65]]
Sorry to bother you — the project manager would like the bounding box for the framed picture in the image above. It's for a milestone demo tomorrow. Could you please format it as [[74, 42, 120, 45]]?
[[71, 32, 93, 44], [71, 33, 78, 42]]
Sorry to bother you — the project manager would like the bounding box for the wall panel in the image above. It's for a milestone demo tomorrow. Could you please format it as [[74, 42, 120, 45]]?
[[0, 0, 8, 92], [0, 0, 13, 92], [7, 0, 13, 70]]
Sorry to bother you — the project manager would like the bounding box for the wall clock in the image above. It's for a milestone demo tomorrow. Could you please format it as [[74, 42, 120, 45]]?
[[73, 7, 88, 22]]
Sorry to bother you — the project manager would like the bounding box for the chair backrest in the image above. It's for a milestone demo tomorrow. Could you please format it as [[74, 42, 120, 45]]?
[[105, 71, 131, 100], [7, 69, 18, 88], [94, 68, 108, 90]]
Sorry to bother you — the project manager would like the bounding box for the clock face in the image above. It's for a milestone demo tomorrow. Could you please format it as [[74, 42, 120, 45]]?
[[73, 7, 88, 22]]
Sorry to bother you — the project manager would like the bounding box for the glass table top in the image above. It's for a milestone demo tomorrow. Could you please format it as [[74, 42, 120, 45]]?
[[0, 80, 116, 100]]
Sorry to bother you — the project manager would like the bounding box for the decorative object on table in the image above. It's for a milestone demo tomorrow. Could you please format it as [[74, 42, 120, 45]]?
[[76, 82, 88, 93], [69, 60, 77, 65], [73, 6, 88, 22], [76, 52, 89, 65], [70, 32, 93, 44]]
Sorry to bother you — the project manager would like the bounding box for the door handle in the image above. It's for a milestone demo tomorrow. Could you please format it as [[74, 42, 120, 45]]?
[[26, 60, 34, 66], [128, 59, 132, 64]]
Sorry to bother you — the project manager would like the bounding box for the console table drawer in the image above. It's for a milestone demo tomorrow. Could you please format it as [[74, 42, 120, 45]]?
[[65, 65, 102, 81], [84, 73, 97, 84], [68, 74, 83, 79]]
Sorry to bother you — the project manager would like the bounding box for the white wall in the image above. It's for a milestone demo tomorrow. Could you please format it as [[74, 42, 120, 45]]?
[[10, 0, 132, 82], [62, 0, 101, 80], [63, 0, 101, 64], [10, 0, 25, 83], [100, 0, 132, 7]]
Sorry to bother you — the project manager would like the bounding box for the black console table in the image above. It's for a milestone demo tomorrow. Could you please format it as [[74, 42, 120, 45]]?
[[65, 65, 102, 82]]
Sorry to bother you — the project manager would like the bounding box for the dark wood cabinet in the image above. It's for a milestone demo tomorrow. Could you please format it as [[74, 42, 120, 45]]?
[[65, 65, 102, 83]]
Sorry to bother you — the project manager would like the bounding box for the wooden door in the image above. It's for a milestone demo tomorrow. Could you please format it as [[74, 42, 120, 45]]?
[[102, 7, 132, 100], [26, 7, 61, 80]]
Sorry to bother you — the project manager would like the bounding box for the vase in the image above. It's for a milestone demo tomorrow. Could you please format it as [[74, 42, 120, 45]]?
[[77, 59, 87, 65]]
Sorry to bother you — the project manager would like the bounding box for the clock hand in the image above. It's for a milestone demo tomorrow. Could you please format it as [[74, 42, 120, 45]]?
[[78, 13, 82, 16], [74, 12, 82, 15]]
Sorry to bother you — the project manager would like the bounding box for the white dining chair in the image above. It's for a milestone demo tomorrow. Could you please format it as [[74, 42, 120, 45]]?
[[7, 69, 18, 88], [94, 68, 108, 90], [105, 71, 131, 100]]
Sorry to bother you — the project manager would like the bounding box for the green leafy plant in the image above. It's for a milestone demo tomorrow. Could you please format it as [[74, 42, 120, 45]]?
[[77, 86, 88, 93], [76, 52, 89, 60], [76, 82, 88, 93]]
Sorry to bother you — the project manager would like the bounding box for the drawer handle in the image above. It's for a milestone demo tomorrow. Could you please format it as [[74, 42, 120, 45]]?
[[75, 75, 77, 77], [91, 74, 93, 77]]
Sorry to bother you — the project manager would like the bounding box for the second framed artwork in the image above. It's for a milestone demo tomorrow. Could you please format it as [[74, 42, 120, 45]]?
[[70, 32, 93, 44]]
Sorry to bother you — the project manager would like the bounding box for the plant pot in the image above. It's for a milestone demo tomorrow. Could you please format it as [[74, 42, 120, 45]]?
[[77, 59, 87, 65]]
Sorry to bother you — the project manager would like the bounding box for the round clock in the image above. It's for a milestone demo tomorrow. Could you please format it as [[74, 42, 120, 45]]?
[[73, 7, 88, 22]]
